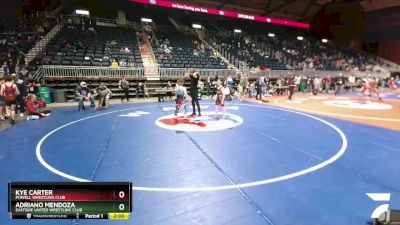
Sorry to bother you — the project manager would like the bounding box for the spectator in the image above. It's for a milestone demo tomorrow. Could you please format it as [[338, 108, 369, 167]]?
[[27, 75, 41, 94], [335, 73, 345, 96], [166, 81, 173, 100], [205, 76, 212, 98], [144, 82, 149, 98], [111, 59, 119, 68], [306, 77, 313, 94], [104, 44, 111, 55], [197, 79, 205, 100], [75, 82, 94, 111], [136, 82, 145, 98], [294, 75, 301, 91], [313, 76, 322, 95], [42, 54, 51, 64], [25, 94, 51, 118], [348, 74, 356, 92], [8, 61, 16, 74], [67, 18, 74, 29], [14, 74, 27, 117], [0, 75, 4, 121], [323, 75, 332, 93], [0, 74, 20, 125], [119, 60, 126, 67], [164, 47, 172, 55], [256, 75, 265, 100], [2, 61, 9, 75], [19, 66, 30, 80], [88, 20, 95, 33], [225, 74, 234, 88], [62, 39, 71, 51], [388, 77, 397, 89], [119, 76, 130, 102], [288, 76, 296, 100], [110, 40, 117, 46]]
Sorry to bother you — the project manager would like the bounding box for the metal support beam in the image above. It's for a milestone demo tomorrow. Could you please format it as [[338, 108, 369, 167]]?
[[219, 0, 235, 9], [300, 0, 317, 17], [265, 0, 293, 15], [262, 0, 272, 16]]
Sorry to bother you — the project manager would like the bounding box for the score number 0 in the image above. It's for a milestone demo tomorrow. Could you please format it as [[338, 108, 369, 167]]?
[[119, 191, 125, 211]]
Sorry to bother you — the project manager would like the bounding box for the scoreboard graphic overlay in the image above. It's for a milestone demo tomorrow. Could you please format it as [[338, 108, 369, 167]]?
[[8, 182, 132, 220]]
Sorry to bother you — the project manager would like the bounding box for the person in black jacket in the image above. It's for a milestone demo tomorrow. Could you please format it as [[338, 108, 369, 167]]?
[[187, 68, 201, 116], [335, 73, 345, 96], [288, 76, 295, 101], [14, 74, 27, 117], [119, 76, 130, 101]]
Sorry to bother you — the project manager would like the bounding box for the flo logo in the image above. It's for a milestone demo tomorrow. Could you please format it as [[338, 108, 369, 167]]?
[[155, 111, 243, 132], [367, 193, 391, 218]]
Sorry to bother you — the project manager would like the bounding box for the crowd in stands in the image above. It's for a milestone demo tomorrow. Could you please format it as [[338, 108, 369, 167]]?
[[36, 16, 142, 68], [0, 73, 50, 125], [0, 13, 61, 125], [174, 71, 400, 102], [1, 15, 57, 74], [0, 13, 56, 34], [207, 26, 382, 75], [10, 13, 385, 76], [144, 23, 227, 69]]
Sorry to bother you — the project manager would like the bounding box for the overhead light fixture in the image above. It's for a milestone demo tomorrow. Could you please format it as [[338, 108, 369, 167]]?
[[322, 38, 328, 43], [192, 24, 202, 29], [268, 33, 275, 37], [141, 18, 153, 23], [234, 29, 241, 33], [75, 9, 90, 16], [297, 36, 303, 40], [266, 18, 271, 23]]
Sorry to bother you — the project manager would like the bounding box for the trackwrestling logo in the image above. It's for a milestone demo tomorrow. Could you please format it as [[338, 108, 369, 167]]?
[[367, 193, 391, 218]]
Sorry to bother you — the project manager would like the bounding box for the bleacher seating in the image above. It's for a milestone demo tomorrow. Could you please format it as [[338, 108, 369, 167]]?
[[38, 25, 143, 67], [154, 28, 227, 69], [0, 14, 57, 73], [205, 17, 378, 72], [0, 34, 33, 65], [210, 33, 286, 70], [45, 76, 149, 100]]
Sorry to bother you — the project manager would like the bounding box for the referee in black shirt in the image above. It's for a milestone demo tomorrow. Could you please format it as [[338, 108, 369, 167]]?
[[187, 68, 201, 116]]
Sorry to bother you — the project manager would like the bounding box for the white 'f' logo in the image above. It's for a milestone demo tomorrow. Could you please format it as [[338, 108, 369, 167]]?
[[366, 193, 391, 218]]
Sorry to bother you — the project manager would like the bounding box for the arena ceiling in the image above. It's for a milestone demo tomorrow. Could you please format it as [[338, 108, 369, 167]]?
[[173, 0, 400, 22]]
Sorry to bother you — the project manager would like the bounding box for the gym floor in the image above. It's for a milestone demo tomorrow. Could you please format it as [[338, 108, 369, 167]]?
[[0, 90, 399, 225]]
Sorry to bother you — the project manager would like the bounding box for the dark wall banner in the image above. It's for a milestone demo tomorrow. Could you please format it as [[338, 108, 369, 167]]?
[[129, 0, 310, 29]]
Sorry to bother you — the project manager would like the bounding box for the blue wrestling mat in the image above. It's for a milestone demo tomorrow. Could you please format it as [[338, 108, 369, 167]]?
[[0, 100, 399, 225]]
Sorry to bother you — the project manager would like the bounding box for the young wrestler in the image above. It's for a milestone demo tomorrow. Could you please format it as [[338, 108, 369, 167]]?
[[175, 78, 188, 117], [360, 78, 382, 101], [0, 75, 20, 125], [214, 80, 226, 118]]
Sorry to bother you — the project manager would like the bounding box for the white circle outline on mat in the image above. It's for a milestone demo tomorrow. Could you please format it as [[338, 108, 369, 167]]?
[[274, 98, 400, 122], [36, 103, 348, 192], [323, 100, 393, 110]]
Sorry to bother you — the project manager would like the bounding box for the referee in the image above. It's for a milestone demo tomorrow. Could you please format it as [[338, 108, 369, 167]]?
[[187, 68, 201, 116]]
